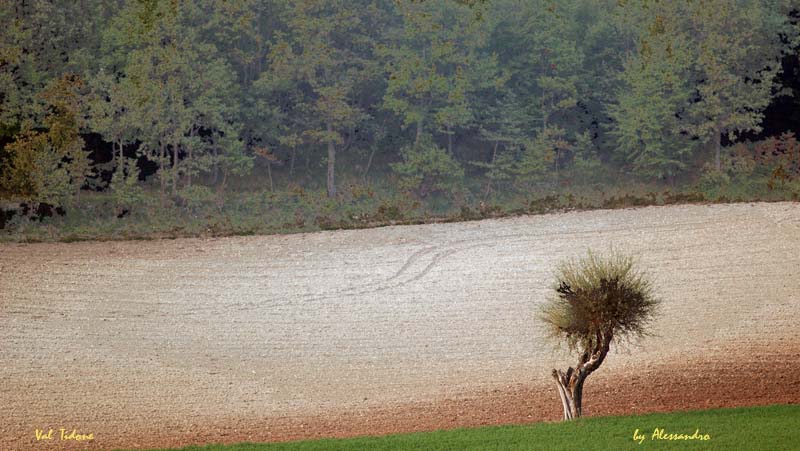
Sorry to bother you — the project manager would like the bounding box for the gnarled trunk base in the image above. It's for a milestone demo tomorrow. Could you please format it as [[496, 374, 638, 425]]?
[[551, 330, 612, 421], [552, 368, 584, 420]]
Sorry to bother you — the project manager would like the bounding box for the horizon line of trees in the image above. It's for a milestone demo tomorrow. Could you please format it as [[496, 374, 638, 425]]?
[[1, 0, 798, 212]]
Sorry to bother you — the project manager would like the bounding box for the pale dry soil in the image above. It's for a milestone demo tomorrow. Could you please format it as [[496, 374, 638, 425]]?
[[1, 202, 799, 450]]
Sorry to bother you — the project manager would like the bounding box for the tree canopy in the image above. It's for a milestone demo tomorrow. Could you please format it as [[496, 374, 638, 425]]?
[[0, 0, 797, 209]]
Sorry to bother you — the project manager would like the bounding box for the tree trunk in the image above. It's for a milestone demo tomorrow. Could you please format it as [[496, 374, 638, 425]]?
[[552, 367, 586, 420], [114, 140, 125, 215], [363, 145, 377, 182], [484, 140, 499, 199], [187, 126, 195, 188], [159, 143, 166, 205], [415, 116, 423, 146], [267, 160, 273, 193], [211, 148, 219, 185], [290, 147, 296, 179], [447, 124, 453, 154], [713, 124, 722, 172], [551, 332, 612, 420], [187, 146, 192, 188], [172, 144, 179, 195], [115, 140, 122, 173], [326, 122, 336, 198], [220, 168, 228, 194]]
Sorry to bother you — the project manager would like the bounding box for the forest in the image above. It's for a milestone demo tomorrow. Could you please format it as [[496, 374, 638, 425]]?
[[1, 0, 799, 240]]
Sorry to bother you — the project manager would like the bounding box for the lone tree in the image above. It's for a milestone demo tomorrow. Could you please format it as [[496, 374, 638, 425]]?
[[540, 251, 660, 420]]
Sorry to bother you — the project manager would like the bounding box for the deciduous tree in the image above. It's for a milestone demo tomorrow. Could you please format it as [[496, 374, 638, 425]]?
[[257, 0, 379, 197], [540, 251, 660, 420]]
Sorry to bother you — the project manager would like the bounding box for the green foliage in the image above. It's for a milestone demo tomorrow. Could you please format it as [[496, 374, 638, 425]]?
[[610, 0, 788, 174], [0, 0, 106, 132], [382, 0, 500, 150], [682, 0, 785, 151], [391, 134, 464, 197], [472, 90, 530, 195], [178, 185, 218, 214], [4, 174, 798, 243], [569, 130, 603, 182], [514, 125, 572, 187], [608, 10, 696, 179], [254, 0, 384, 196], [1, 0, 798, 236], [540, 250, 660, 352], [101, 0, 251, 196], [697, 134, 800, 200], [470, 149, 516, 197], [0, 75, 90, 208], [109, 157, 146, 212]]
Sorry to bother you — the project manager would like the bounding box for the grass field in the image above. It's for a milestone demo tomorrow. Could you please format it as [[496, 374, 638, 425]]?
[[136, 405, 799, 451]]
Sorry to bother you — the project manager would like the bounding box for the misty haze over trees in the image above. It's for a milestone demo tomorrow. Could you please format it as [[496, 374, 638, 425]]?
[[1, 0, 799, 239]]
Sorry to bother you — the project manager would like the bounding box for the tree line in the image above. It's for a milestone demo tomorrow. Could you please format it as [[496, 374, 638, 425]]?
[[1, 0, 797, 212]]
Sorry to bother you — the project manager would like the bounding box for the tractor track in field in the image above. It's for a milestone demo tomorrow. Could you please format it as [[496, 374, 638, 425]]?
[[1, 201, 799, 450]]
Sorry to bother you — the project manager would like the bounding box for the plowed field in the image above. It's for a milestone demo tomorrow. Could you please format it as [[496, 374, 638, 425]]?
[[2, 202, 799, 450]]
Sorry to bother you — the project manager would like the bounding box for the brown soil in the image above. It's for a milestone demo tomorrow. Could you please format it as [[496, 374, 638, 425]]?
[[135, 341, 800, 450], [1, 202, 799, 450]]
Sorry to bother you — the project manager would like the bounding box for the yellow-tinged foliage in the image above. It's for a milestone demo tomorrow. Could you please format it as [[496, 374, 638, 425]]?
[[540, 250, 660, 352], [0, 74, 90, 206]]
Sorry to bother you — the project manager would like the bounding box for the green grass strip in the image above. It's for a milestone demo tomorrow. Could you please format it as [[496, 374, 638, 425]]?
[[131, 404, 799, 451]]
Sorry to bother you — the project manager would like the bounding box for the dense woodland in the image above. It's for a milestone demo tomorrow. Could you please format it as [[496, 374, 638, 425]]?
[[1, 0, 799, 239]]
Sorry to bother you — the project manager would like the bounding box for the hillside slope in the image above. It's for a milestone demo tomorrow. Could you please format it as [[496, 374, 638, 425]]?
[[1, 202, 798, 450]]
